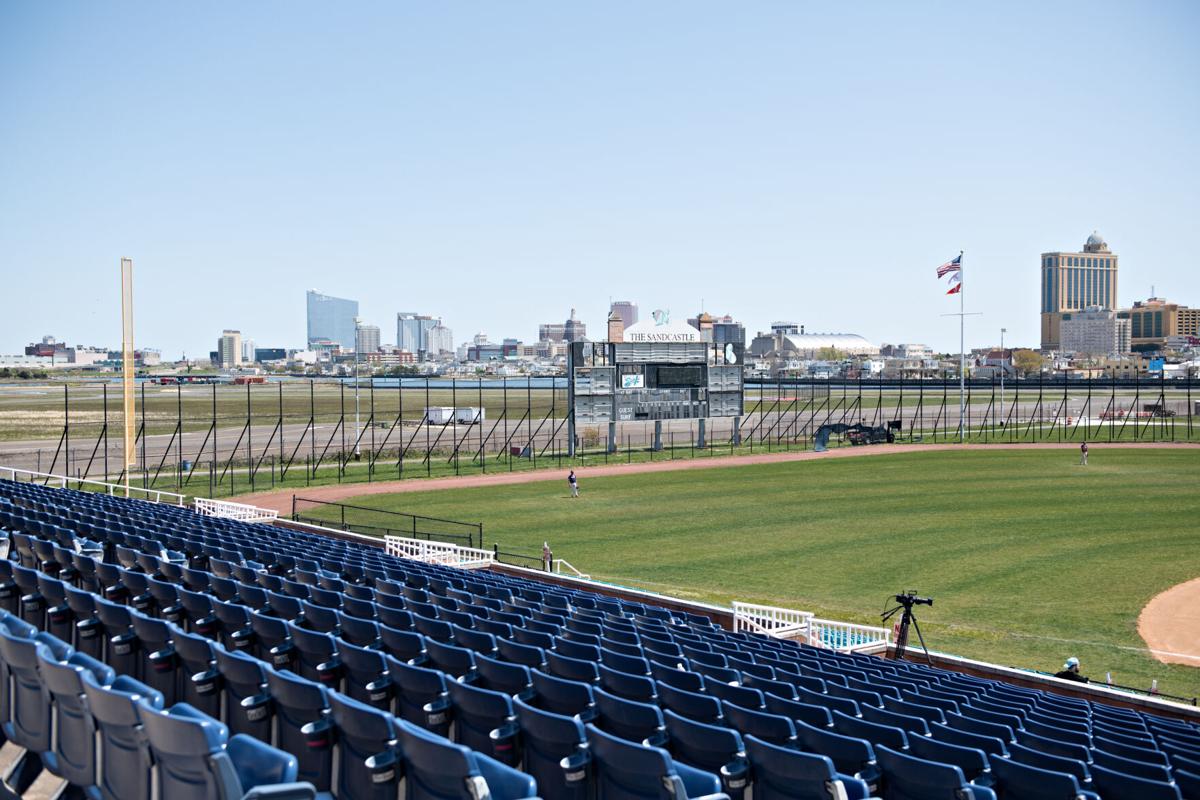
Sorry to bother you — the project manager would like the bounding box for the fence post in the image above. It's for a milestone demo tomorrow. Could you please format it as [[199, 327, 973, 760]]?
[[292, 494, 297, 520]]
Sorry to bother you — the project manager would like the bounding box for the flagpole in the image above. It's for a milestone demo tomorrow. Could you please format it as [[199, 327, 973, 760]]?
[[959, 250, 965, 442]]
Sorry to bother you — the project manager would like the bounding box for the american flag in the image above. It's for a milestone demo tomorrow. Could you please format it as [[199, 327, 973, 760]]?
[[935, 254, 962, 278]]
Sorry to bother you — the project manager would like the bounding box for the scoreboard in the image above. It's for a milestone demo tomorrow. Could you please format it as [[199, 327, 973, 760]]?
[[569, 341, 744, 424]]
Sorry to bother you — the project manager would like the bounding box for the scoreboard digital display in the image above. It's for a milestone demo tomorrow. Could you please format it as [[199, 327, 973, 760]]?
[[569, 341, 744, 424]]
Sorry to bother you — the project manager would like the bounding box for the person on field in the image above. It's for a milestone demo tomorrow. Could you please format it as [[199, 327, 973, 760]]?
[[568, 470, 579, 498], [1080, 441, 1089, 466], [1054, 657, 1088, 683]]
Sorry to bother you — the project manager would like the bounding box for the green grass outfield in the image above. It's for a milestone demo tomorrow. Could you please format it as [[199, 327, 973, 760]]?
[[323, 448, 1200, 700]]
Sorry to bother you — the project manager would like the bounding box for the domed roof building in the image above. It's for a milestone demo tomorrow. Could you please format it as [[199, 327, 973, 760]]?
[[1084, 230, 1110, 253], [748, 330, 877, 359]]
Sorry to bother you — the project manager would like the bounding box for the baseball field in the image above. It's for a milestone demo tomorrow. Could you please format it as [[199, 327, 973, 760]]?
[[301, 447, 1200, 700]]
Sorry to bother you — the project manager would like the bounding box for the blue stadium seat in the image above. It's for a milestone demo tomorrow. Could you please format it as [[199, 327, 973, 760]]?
[[327, 691, 402, 800], [425, 637, 478, 682], [593, 688, 668, 746], [585, 723, 725, 800], [794, 719, 880, 793], [381, 624, 427, 663], [0, 623, 72, 794], [763, 693, 834, 729], [497, 636, 546, 669], [250, 611, 297, 671], [1090, 747, 1171, 783], [875, 744, 996, 800], [513, 697, 589, 800], [861, 703, 931, 737], [1175, 769, 1200, 800], [447, 680, 519, 764], [81, 671, 164, 800], [397, 716, 539, 800], [652, 663, 705, 692], [286, 624, 342, 688], [37, 646, 115, 795], [906, 734, 992, 786], [658, 681, 725, 725], [662, 711, 749, 800], [721, 701, 797, 747], [932, 721, 1010, 758], [475, 653, 534, 698], [990, 756, 1100, 800], [387, 656, 451, 736], [599, 664, 658, 702], [173, 629, 221, 718], [1007, 741, 1090, 783], [831, 709, 909, 751], [214, 646, 271, 740], [262, 667, 334, 795], [130, 612, 181, 703], [339, 641, 393, 709], [531, 669, 597, 720], [703, 677, 765, 710], [744, 733, 872, 800], [1088, 763, 1182, 800], [140, 702, 314, 800]]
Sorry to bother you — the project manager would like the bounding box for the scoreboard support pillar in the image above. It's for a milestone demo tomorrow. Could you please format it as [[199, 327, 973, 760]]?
[[567, 411, 576, 458], [653, 421, 663, 451], [697, 418, 707, 449], [733, 416, 742, 446], [608, 422, 617, 453]]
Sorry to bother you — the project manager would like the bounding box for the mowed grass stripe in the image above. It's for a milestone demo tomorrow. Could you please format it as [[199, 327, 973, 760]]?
[[328, 448, 1200, 698]]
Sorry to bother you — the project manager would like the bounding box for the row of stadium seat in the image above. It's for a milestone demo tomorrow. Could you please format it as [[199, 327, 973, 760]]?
[[3, 478, 1200, 799]]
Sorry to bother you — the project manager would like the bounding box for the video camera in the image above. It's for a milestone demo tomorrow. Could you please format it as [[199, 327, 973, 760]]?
[[894, 590, 933, 607]]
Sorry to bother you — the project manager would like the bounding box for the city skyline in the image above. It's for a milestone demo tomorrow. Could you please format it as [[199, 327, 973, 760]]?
[[2, 3, 1198, 359]]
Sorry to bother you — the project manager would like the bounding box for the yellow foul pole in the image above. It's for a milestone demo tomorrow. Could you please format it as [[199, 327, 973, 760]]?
[[121, 258, 135, 496]]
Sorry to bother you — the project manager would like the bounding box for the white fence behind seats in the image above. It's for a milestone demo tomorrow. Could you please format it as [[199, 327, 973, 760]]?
[[0, 466, 186, 506], [193, 497, 279, 523], [384, 536, 495, 569], [807, 617, 891, 654], [732, 602, 814, 639], [733, 601, 891, 654]]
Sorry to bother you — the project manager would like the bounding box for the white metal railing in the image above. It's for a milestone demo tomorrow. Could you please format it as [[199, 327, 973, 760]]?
[[553, 559, 591, 580], [733, 601, 891, 654], [0, 466, 186, 506], [193, 497, 279, 523], [732, 601, 814, 639], [807, 617, 891, 654], [384, 536, 495, 569]]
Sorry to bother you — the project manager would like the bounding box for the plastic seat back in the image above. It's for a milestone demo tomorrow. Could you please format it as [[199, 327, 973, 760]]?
[[448, 680, 518, 762], [387, 655, 451, 736], [531, 669, 596, 719], [991, 756, 1089, 800], [37, 649, 114, 789], [398, 717, 537, 800], [586, 723, 721, 800], [328, 692, 402, 800], [876, 744, 989, 800], [264, 665, 334, 794], [82, 672, 164, 800], [594, 688, 667, 746], [745, 734, 867, 800], [213, 646, 270, 740], [663, 710, 749, 797]]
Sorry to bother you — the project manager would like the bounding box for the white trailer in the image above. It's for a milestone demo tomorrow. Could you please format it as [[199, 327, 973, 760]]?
[[454, 407, 485, 425], [425, 406, 455, 425]]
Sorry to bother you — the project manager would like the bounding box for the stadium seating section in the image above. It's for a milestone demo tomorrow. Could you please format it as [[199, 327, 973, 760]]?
[[0, 478, 1198, 799]]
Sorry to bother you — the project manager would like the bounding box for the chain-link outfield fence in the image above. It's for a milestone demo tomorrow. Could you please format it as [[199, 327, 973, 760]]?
[[0, 374, 1195, 496], [290, 495, 484, 549]]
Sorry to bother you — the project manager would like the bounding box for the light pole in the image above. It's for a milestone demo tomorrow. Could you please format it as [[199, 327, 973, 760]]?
[[354, 317, 361, 458], [1000, 327, 1007, 429]]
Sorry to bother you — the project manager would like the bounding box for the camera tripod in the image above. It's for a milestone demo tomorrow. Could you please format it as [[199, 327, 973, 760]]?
[[881, 592, 933, 662]]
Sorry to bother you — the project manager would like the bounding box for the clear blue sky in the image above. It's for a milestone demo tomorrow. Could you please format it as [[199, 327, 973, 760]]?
[[2, 1, 1197, 359]]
